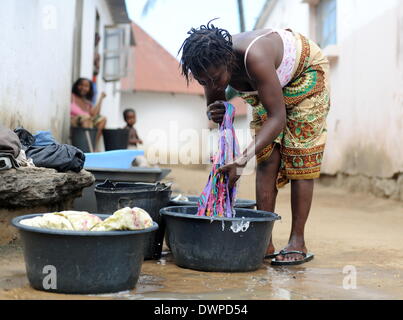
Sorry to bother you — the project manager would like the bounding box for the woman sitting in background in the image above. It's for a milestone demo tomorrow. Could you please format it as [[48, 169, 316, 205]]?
[[70, 77, 107, 151]]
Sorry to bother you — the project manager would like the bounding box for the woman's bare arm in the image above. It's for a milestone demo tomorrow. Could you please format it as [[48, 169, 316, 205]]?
[[218, 39, 286, 187], [239, 41, 286, 162], [90, 92, 106, 117]]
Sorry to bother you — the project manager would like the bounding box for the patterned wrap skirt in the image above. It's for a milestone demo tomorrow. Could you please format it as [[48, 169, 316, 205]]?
[[240, 32, 331, 188]]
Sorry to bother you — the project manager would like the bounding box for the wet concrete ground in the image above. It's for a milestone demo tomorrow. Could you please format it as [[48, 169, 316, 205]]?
[[0, 167, 402, 299]]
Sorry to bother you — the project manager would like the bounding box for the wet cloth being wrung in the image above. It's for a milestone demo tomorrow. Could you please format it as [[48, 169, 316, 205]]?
[[197, 102, 240, 217]]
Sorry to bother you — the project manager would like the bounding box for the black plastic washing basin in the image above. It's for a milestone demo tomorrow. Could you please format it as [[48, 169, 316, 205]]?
[[160, 206, 280, 272], [12, 214, 158, 294], [94, 181, 171, 260], [169, 195, 256, 209]]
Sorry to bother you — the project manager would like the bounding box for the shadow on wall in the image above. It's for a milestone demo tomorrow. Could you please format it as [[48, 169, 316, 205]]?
[[0, 110, 25, 131], [0, 110, 67, 144], [337, 144, 394, 178], [320, 144, 403, 201]]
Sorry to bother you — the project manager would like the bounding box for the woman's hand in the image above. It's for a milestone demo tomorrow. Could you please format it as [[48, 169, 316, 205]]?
[[207, 100, 225, 124], [218, 156, 248, 189], [100, 92, 107, 99]]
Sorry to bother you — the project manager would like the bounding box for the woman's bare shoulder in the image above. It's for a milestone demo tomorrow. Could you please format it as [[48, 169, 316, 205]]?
[[234, 31, 279, 69], [232, 29, 272, 50]]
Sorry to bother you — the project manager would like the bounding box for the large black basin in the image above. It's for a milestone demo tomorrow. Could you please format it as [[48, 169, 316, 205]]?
[[12, 214, 158, 294], [95, 181, 171, 260], [102, 129, 129, 151], [160, 206, 280, 272], [169, 195, 256, 209]]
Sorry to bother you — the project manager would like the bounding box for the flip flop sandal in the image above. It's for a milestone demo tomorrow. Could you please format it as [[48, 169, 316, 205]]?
[[264, 252, 280, 259], [271, 250, 314, 266]]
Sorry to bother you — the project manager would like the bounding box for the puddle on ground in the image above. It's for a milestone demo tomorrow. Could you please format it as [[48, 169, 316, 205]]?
[[86, 258, 399, 300], [0, 248, 401, 300]]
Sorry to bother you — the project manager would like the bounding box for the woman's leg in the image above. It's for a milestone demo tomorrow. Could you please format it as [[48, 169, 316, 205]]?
[[275, 178, 314, 262], [79, 116, 93, 128], [256, 144, 281, 256]]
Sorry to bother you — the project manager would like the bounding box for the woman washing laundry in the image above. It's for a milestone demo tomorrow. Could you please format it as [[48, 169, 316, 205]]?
[[179, 19, 330, 265]]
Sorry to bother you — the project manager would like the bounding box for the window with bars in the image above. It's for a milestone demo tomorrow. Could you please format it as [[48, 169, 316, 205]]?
[[316, 0, 337, 48]]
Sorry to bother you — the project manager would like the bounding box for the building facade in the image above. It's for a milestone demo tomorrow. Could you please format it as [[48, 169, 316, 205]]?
[[0, 0, 132, 143], [120, 24, 210, 166], [254, 0, 403, 200]]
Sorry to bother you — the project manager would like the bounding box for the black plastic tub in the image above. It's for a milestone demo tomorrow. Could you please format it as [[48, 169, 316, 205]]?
[[102, 129, 129, 151], [160, 206, 280, 272], [71, 127, 97, 153], [95, 181, 171, 260], [12, 214, 158, 294], [73, 167, 171, 213], [170, 195, 256, 209]]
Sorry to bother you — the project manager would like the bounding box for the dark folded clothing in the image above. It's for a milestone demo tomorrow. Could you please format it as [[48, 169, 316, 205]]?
[[14, 127, 35, 150], [0, 153, 19, 171], [26, 144, 85, 173]]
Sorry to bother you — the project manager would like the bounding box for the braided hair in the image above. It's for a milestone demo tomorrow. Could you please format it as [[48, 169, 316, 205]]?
[[178, 19, 237, 84]]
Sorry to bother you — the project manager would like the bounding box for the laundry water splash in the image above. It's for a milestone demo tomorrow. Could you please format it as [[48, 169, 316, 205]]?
[[230, 218, 250, 233]]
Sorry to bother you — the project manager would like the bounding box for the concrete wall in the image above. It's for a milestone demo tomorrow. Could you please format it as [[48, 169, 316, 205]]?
[[0, 0, 77, 142], [259, 0, 310, 35], [121, 91, 212, 164], [259, 0, 403, 181], [0, 0, 125, 143], [324, 0, 403, 179]]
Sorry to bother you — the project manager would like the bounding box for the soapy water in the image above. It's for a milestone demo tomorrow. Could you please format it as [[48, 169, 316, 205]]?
[[205, 207, 248, 233], [230, 218, 250, 233], [206, 215, 249, 233], [206, 214, 248, 233]]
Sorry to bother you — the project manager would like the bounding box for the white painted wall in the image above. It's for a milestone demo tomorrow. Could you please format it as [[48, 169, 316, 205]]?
[[260, 0, 310, 35], [0, 0, 125, 143], [323, 0, 403, 178], [0, 0, 76, 142], [258, 0, 403, 178], [121, 91, 212, 164]]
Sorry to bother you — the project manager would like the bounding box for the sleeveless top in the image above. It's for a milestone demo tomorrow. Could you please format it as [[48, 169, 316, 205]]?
[[70, 94, 91, 117], [243, 28, 297, 91]]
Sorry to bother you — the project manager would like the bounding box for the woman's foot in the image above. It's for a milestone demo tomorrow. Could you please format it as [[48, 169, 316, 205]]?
[[264, 239, 277, 258], [275, 238, 307, 262], [265, 242, 276, 256]]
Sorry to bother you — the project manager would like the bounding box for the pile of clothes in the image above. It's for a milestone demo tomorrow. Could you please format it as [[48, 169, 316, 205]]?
[[20, 207, 153, 231], [0, 125, 85, 172]]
